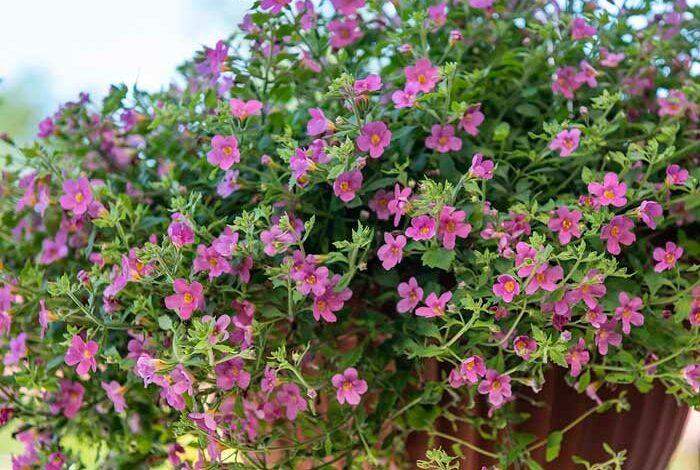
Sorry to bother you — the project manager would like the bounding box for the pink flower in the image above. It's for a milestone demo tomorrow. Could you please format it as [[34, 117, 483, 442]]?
[[571, 17, 596, 40], [614, 292, 644, 334], [388, 184, 411, 226], [552, 66, 582, 99], [425, 124, 462, 153], [260, 0, 291, 14], [405, 58, 440, 93], [37, 116, 55, 138], [215, 358, 251, 390], [59, 177, 93, 215], [167, 213, 195, 248], [312, 274, 352, 322], [306, 108, 332, 136], [212, 226, 239, 257], [548, 206, 582, 244], [217, 169, 241, 198], [493, 275, 520, 303], [260, 224, 295, 256], [595, 319, 622, 355], [459, 104, 485, 136], [368, 189, 392, 220], [396, 277, 423, 313], [101, 381, 127, 413], [427, 3, 447, 27], [392, 83, 419, 108], [584, 304, 607, 328], [64, 335, 98, 375], [276, 383, 307, 420], [438, 206, 472, 249], [637, 200, 663, 229], [588, 172, 627, 207], [549, 129, 581, 157], [333, 170, 363, 202], [330, 0, 365, 16], [658, 90, 690, 118], [665, 164, 689, 186], [415, 291, 452, 318], [40, 231, 69, 265], [356, 121, 391, 158], [513, 336, 537, 360], [229, 99, 263, 120], [405, 215, 436, 241], [576, 60, 599, 88], [193, 244, 232, 279], [571, 270, 607, 309], [565, 338, 590, 377], [526, 264, 563, 295], [354, 74, 382, 94], [207, 135, 240, 170], [449, 356, 486, 388], [653, 242, 683, 272], [600, 215, 636, 255], [469, 153, 493, 179], [53, 380, 84, 418], [294, 264, 329, 297], [164, 279, 204, 320], [469, 0, 494, 8], [332, 367, 368, 406], [4, 333, 27, 366], [328, 18, 363, 48], [478, 369, 512, 408], [515, 242, 538, 278], [600, 48, 625, 67], [377, 233, 406, 270], [683, 364, 700, 393]]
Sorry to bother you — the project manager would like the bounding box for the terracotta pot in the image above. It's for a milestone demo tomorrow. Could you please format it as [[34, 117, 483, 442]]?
[[407, 364, 689, 470]]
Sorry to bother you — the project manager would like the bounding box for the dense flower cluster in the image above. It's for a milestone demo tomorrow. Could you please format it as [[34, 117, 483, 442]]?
[[0, 0, 698, 468]]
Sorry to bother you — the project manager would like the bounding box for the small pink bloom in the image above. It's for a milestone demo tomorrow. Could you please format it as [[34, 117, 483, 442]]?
[[405, 215, 436, 241], [167, 213, 195, 248], [392, 83, 419, 108], [549, 129, 581, 157], [101, 381, 127, 413], [260, 0, 291, 14], [614, 292, 644, 334], [261, 224, 296, 256], [658, 90, 690, 118], [207, 135, 240, 170], [276, 383, 307, 420], [354, 74, 382, 94], [468, 0, 494, 8], [306, 108, 332, 136], [377, 233, 406, 270], [588, 172, 627, 207], [525, 264, 563, 295], [356, 121, 391, 158], [515, 242, 538, 278], [416, 291, 452, 318], [600, 216, 636, 255], [330, 0, 365, 16], [425, 124, 462, 153], [59, 177, 93, 215], [595, 319, 622, 355], [493, 275, 520, 303], [683, 364, 700, 393], [551, 66, 582, 99], [584, 304, 607, 328], [478, 369, 512, 408], [637, 200, 663, 229], [333, 170, 363, 202], [368, 189, 392, 220], [37, 116, 55, 138], [215, 357, 251, 390], [469, 153, 493, 179], [217, 170, 241, 198], [328, 18, 363, 48], [405, 58, 440, 93], [164, 279, 204, 320], [4, 333, 27, 366], [438, 205, 472, 249], [548, 206, 582, 244], [388, 184, 411, 226], [193, 244, 232, 279], [294, 264, 329, 297], [565, 338, 590, 377], [576, 60, 598, 88], [570, 270, 607, 309], [229, 99, 262, 120], [571, 17, 596, 40], [600, 48, 625, 67], [427, 3, 447, 27], [312, 274, 352, 323], [449, 356, 486, 388], [53, 380, 84, 418], [460, 104, 484, 136], [513, 336, 537, 360], [64, 335, 98, 375], [653, 242, 683, 272], [332, 367, 368, 406], [397, 277, 423, 313], [665, 164, 689, 186]]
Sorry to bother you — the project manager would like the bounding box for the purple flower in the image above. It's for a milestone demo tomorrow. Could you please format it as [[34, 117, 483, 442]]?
[[332, 367, 368, 406], [215, 357, 251, 390], [276, 383, 307, 420], [653, 242, 683, 272], [552, 66, 582, 99], [193, 244, 232, 279], [665, 164, 689, 186], [3, 333, 28, 366], [217, 170, 241, 198], [425, 124, 462, 153], [405, 215, 436, 241], [388, 184, 412, 226], [549, 129, 581, 157], [637, 200, 663, 229], [515, 242, 538, 278], [356, 121, 391, 158], [565, 338, 590, 377], [164, 279, 205, 320], [312, 274, 352, 322], [333, 170, 363, 202], [212, 226, 239, 257], [368, 189, 392, 220], [167, 213, 195, 248], [59, 177, 93, 215], [525, 264, 563, 295], [392, 83, 419, 109], [449, 356, 486, 388], [513, 336, 537, 360], [658, 90, 690, 118], [600, 48, 625, 67], [207, 135, 240, 170], [584, 304, 607, 328], [588, 172, 627, 207], [396, 277, 423, 313], [478, 369, 512, 408], [52, 380, 84, 418], [571, 17, 596, 40], [377, 233, 406, 270], [614, 292, 644, 334], [260, 224, 296, 256], [37, 116, 55, 138], [415, 291, 452, 318], [469, 0, 494, 8], [570, 269, 606, 309], [595, 320, 622, 355], [460, 104, 484, 136], [101, 381, 127, 413], [306, 108, 332, 136], [260, 0, 291, 14], [600, 215, 636, 255], [64, 335, 98, 375], [683, 364, 700, 393], [493, 275, 520, 303], [548, 206, 582, 244], [469, 153, 493, 179], [438, 206, 471, 250]]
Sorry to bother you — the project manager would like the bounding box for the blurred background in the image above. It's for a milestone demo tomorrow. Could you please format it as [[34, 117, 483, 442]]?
[[0, 0, 697, 468]]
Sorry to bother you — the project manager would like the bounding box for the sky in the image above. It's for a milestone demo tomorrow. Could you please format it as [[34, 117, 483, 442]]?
[[0, 0, 253, 133]]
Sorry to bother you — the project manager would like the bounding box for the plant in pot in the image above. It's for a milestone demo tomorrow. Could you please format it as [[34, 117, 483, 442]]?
[[0, 0, 698, 468]]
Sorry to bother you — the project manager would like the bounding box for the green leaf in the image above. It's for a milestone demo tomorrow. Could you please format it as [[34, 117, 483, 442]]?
[[545, 431, 563, 462], [493, 122, 511, 142], [421, 247, 456, 271]]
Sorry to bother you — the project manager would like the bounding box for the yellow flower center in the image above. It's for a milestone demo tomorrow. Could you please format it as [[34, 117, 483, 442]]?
[[183, 292, 193, 304], [371, 134, 381, 145]]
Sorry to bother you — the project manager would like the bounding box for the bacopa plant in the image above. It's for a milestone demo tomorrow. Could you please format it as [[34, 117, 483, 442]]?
[[0, 0, 698, 468]]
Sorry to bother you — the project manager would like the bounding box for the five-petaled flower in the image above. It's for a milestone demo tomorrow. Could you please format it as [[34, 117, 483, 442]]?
[[164, 279, 204, 320], [653, 242, 683, 272], [332, 368, 368, 406], [64, 335, 99, 375]]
